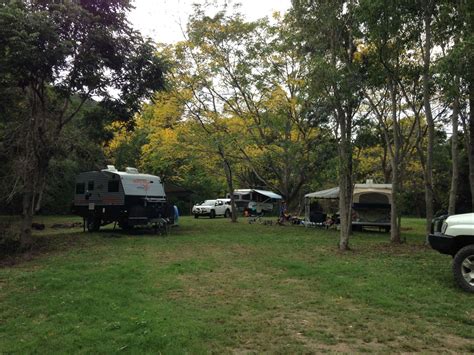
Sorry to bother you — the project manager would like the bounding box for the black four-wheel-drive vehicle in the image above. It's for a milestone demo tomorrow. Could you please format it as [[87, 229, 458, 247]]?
[[428, 213, 474, 293]]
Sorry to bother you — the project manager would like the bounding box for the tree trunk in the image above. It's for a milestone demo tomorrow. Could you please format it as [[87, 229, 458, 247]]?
[[390, 159, 401, 243], [448, 92, 460, 215], [422, 5, 435, 233], [223, 158, 238, 222], [337, 0, 354, 251], [390, 83, 402, 243], [469, 84, 474, 210], [338, 113, 353, 250], [20, 190, 34, 249]]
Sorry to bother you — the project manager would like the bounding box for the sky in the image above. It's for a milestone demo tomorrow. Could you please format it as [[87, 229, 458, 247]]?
[[128, 0, 292, 44]]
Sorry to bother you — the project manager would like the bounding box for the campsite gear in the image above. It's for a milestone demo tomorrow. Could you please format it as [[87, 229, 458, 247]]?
[[173, 205, 179, 226]]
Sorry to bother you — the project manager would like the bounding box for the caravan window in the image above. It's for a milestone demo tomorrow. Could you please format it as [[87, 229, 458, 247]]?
[[75, 183, 85, 194], [359, 193, 389, 205], [108, 180, 119, 192], [87, 181, 94, 191]]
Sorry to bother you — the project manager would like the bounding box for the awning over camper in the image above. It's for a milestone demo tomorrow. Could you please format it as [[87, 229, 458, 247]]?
[[233, 189, 283, 200], [305, 187, 340, 199]]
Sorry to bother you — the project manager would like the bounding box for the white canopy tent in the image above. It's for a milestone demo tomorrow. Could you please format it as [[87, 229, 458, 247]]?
[[305, 187, 340, 200]]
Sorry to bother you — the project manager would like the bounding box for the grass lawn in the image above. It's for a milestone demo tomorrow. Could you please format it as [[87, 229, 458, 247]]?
[[0, 216, 473, 353]]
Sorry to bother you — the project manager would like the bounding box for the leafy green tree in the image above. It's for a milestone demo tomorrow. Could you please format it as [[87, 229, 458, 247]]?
[[357, 0, 424, 242], [0, 0, 165, 247], [174, 6, 330, 214], [435, 0, 473, 213], [292, 0, 364, 250], [106, 90, 228, 213]]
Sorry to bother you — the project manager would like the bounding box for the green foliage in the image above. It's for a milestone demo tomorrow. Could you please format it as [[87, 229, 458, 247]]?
[[157, 7, 335, 204], [0, 0, 164, 111], [0, 0, 166, 218], [106, 91, 229, 202]]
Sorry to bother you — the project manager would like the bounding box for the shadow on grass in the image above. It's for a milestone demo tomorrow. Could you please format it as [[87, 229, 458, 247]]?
[[1, 223, 183, 267], [0, 230, 86, 267], [99, 227, 168, 238]]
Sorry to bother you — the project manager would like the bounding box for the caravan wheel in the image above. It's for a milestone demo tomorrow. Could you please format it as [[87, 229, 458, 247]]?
[[86, 216, 100, 232], [119, 220, 132, 231]]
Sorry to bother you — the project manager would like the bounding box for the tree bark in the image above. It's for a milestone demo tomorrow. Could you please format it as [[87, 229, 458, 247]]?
[[468, 87, 474, 210], [448, 91, 460, 215], [338, 112, 353, 250], [422, 4, 435, 233], [390, 82, 402, 243], [20, 190, 34, 249], [223, 157, 238, 222]]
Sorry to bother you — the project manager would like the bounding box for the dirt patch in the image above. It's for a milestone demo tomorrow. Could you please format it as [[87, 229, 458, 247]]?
[[442, 334, 474, 350], [229, 307, 474, 353]]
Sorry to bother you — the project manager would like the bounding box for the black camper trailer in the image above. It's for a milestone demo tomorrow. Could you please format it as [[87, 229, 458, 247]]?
[[73, 166, 174, 232]]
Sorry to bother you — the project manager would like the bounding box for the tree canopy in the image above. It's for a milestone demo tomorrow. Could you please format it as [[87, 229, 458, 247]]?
[[0, 0, 472, 251]]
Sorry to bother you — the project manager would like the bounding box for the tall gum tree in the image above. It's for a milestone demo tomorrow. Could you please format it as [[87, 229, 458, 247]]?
[[439, 0, 474, 211], [292, 0, 364, 250], [434, 0, 469, 215], [358, 0, 422, 243]]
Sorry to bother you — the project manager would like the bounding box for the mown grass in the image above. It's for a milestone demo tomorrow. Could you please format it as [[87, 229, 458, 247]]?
[[0, 216, 473, 353]]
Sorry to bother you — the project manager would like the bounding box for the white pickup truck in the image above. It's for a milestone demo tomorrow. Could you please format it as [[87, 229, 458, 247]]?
[[428, 213, 474, 293], [192, 199, 232, 219]]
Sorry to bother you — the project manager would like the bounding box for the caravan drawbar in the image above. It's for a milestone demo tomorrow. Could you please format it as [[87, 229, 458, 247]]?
[[73, 166, 174, 231]]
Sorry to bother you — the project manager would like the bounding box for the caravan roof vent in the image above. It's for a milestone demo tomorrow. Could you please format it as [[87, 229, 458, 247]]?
[[126, 167, 139, 174], [102, 165, 118, 172]]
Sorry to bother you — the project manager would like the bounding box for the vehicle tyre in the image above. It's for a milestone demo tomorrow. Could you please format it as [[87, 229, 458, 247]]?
[[210, 210, 216, 219], [194, 214, 199, 219], [224, 209, 231, 218], [119, 220, 132, 231], [452, 245, 474, 293], [86, 216, 100, 232]]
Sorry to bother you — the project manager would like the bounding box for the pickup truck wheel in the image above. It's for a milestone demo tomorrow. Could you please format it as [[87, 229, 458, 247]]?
[[210, 210, 216, 219], [225, 209, 231, 218], [452, 245, 474, 293]]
